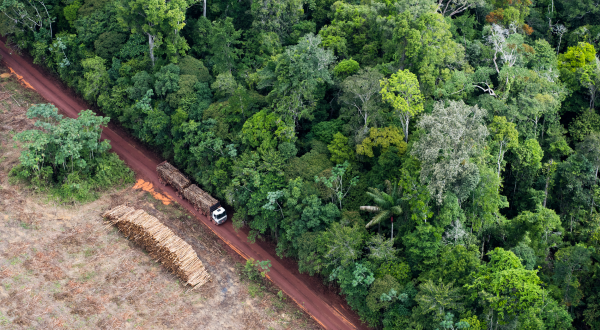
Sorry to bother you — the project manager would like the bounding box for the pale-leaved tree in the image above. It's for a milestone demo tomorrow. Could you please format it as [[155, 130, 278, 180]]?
[[412, 100, 488, 204], [0, 0, 53, 39], [339, 67, 383, 137], [436, 0, 484, 17]]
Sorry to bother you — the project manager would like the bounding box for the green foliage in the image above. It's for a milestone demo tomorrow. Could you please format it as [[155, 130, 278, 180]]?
[[297, 231, 329, 275], [420, 244, 481, 288], [178, 56, 210, 82], [312, 119, 343, 144], [553, 243, 593, 307], [416, 280, 464, 323], [377, 260, 411, 285], [0, 0, 54, 41], [361, 179, 403, 231], [356, 126, 407, 158], [570, 108, 600, 142], [466, 248, 543, 324], [211, 72, 237, 99], [327, 132, 353, 164], [12, 104, 133, 202], [403, 224, 444, 272], [435, 313, 470, 330], [64, 1, 82, 26], [116, 0, 191, 66], [94, 31, 127, 59], [315, 161, 359, 209], [324, 222, 366, 269], [154, 63, 180, 97], [366, 274, 401, 313], [380, 69, 424, 142], [244, 258, 272, 281], [412, 100, 488, 204], [488, 116, 518, 177], [334, 59, 359, 79], [558, 42, 596, 72], [251, 0, 305, 40], [207, 17, 242, 75], [340, 67, 384, 134], [241, 109, 291, 149], [511, 243, 537, 270], [508, 206, 563, 258], [81, 56, 110, 101], [258, 33, 334, 127], [511, 139, 544, 194]]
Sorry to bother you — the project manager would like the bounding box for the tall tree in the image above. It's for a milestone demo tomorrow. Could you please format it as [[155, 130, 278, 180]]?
[[412, 100, 488, 204], [415, 280, 464, 323], [207, 17, 242, 75], [436, 0, 483, 17], [577, 133, 600, 214], [258, 33, 334, 128], [553, 243, 593, 308], [488, 116, 518, 177], [380, 69, 424, 142], [579, 56, 600, 109], [315, 161, 359, 209], [0, 0, 53, 40], [251, 0, 305, 39], [117, 0, 194, 66], [466, 248, 543, 329], [339, 67, 384, 136]]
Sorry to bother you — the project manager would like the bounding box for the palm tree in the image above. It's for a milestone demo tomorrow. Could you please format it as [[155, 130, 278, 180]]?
[[360, 180, 402, 239]]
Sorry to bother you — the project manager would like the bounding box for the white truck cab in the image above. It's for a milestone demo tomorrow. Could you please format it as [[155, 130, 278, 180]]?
[[212, 207, 227, 225]]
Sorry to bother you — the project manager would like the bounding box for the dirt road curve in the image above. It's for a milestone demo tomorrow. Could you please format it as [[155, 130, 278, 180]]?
[[0, 41, 369, 330]]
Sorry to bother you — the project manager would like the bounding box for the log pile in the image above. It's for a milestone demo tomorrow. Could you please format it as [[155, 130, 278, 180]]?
[[102, 204, 211, 288], [156, 161, 191, 193]]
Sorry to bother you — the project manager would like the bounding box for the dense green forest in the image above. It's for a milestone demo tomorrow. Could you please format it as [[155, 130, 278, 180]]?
[[2, 0, 600, 328]]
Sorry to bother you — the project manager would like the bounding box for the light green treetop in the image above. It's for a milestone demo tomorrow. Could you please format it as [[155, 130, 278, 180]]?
[[466, 248, 543, 325], [380, 69, 424, 142]]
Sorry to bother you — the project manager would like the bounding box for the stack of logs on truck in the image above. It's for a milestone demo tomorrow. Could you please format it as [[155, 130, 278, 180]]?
[[157, 161, 228, 225]]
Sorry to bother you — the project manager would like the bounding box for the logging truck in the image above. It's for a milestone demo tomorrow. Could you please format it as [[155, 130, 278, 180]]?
[[157, 161, 228, 225]]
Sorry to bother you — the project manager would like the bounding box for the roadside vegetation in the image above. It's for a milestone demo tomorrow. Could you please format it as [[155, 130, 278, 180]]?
[[1, 0, 600, 328], [10, 103, 134, 203]]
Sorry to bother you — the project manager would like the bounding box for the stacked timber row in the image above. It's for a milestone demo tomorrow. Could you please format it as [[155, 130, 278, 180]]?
[[157, 161, 191, 194], [102, 204, 211, 288], [183, 184, 219, 216]]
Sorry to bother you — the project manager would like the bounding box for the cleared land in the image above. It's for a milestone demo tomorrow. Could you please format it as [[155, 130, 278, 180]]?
[[0, 65, 320, 329]]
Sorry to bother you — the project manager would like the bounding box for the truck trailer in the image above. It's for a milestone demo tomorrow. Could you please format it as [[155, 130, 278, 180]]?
[[156, 161, 227, 225], [183, 184, 227, 225]]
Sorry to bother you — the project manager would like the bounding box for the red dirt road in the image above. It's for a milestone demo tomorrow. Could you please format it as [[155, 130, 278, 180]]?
[[0, 41, 369, 330]]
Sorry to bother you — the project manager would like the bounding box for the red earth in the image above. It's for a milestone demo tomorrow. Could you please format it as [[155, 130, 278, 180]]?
[[0, 40, 370, 330]]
